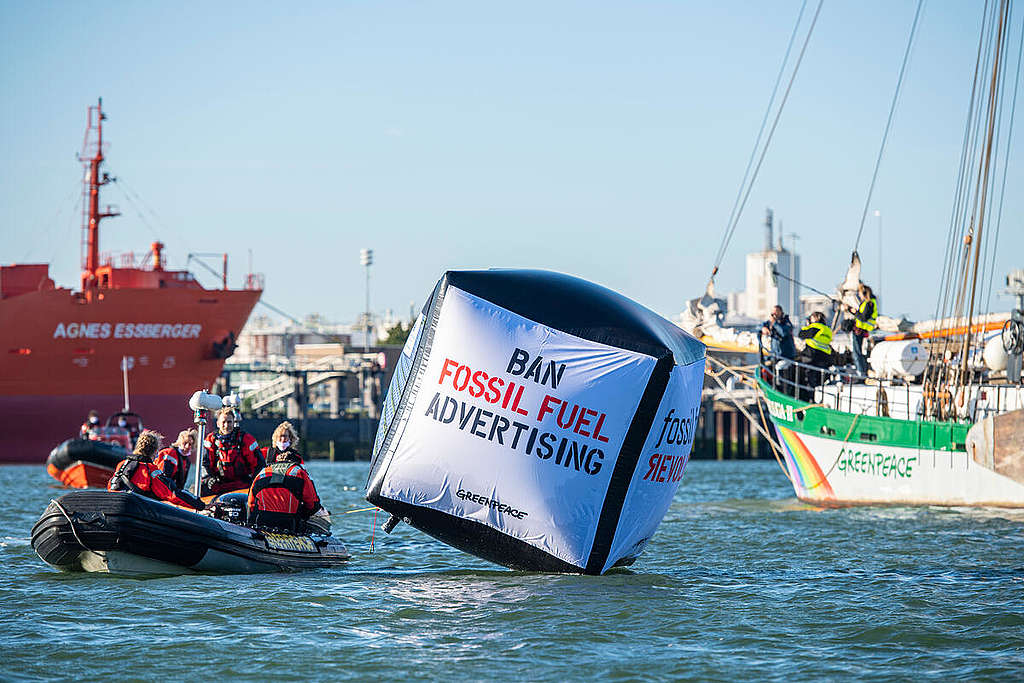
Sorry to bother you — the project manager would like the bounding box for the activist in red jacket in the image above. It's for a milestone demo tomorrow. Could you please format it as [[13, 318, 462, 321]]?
[[154, 429, 196, 491], [202, 408, 264, 496], [247, 451, 322, 532], [108, 430, 204, 510]]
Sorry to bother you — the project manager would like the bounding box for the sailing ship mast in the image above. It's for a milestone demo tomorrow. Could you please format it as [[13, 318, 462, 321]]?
[[924, 0, 1018, 419]]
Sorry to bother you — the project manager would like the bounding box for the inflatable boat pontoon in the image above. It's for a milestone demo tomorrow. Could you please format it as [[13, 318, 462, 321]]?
[[46, 438, 130, 489], [31, 489, 350, 576]]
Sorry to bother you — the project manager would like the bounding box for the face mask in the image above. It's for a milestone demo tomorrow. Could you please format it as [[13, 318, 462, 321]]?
[[276, 440, 291, 451], [89, 416, 99, 425], [118, 420, 127, 427]]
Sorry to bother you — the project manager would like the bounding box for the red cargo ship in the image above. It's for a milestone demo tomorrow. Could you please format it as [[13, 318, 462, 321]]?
[[0, 99, 261, 463]]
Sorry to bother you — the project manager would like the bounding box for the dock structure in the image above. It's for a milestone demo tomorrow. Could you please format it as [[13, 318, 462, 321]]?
[[217, 347, 401, 460], [690, 347, 771, 460], [692, 383, 771, 460]]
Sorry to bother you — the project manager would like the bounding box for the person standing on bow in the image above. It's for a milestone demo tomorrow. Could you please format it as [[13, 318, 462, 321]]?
[[108, 430, 205, 510], [845, 283, 878, 378], [264, 421, 304, 465], [202, 408, 264, 496], [154, 428, 197, 492]]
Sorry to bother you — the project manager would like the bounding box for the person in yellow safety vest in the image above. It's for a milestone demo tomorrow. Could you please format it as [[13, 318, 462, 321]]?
[[845, 283, 877, 377], [797, 312, 834, 401]]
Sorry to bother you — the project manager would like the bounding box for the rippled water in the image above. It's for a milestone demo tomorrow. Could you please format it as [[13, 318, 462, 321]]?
[[2, 460, 1022, 681]]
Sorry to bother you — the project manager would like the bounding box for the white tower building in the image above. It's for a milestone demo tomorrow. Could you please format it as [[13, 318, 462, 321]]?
[[740, 209, 801, 321]]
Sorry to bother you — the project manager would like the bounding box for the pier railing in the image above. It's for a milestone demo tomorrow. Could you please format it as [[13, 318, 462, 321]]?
[[238, 354, 380, 411]]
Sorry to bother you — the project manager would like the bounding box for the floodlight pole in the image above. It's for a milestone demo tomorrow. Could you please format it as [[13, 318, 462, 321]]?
[[360, 248, 373, 352]]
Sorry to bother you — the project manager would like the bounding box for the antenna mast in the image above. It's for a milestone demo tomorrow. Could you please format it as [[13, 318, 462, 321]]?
[[80, 97, 120, 290]]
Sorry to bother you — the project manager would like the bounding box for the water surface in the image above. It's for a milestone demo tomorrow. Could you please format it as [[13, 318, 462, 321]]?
[[2, 460, 1021, 681]]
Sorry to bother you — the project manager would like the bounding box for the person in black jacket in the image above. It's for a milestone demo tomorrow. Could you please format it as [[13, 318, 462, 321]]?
[[797, 312, 834, 401], [263, 421, 304, 465]]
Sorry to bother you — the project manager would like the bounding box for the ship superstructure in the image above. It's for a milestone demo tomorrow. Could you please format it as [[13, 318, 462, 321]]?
[[0, 99, 262, 462]]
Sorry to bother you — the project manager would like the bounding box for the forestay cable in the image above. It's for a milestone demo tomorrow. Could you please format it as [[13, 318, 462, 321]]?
[[852, 0, 926, 253], [715, 0, 808, 271], [711, 0, 824, 281]]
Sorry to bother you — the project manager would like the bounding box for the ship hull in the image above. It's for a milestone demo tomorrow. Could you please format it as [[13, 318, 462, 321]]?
[[2, 393, 196, 464], [759, 380, 1024, 507], [0, 287, 260, 463]]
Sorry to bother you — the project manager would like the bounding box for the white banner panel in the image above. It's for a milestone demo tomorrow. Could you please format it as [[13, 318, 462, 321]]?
[[378, 286, 657, 568], [602, 360, 705, 572]]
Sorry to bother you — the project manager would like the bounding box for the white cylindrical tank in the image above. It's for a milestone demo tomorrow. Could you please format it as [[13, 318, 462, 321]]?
[[983, 336, 1008, 371], [869, 340, 929, 378]]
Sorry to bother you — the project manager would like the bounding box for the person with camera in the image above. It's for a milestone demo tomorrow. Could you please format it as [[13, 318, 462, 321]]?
[[79, 410, 101, 438], [761, 305, 797, 394]]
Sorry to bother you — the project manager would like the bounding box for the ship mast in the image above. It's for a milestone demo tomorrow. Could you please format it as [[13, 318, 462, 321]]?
[[81, 97, 120, 290]]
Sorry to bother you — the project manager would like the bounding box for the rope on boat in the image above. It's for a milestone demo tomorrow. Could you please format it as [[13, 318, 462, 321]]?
[[853, 0, 926, 253], [715, 0, 809, 275], [344, 506, 379, 515], [705, 365, 796, 487], [711, 0, 824, 279], [370, 507, 378, 553], [711, 352, 875, 493], [752, 384, 798, 487], [50, 498, 97, 554]]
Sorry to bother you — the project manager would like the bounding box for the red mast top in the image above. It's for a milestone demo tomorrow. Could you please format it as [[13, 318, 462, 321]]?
[[81, 98, 120, 290]]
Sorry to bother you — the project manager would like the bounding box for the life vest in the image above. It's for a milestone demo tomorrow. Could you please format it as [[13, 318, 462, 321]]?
[[802, 322, 833, 353], [155, 446, 190, 490], [205, 429, 261, 485], [265, 446, 304, 465], [854, 297, 878, 333], [108, 454, 204, 510], [247, 460, 321, 531], [108, 455, 151, 495]]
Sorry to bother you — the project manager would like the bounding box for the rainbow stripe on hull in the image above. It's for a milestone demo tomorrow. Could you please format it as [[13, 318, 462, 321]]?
[[774, 424, 835, 502], [759, 378, 1024, 507]]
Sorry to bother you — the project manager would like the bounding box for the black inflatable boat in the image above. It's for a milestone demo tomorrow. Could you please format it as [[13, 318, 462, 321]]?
[[31, 490, 350, 576]]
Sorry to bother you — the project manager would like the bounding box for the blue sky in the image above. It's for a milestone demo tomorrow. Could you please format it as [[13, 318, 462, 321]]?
[[2, 1, 1021, 324]]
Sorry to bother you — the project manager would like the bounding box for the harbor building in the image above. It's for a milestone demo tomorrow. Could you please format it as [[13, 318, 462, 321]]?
[[725, 208, 802, 321]]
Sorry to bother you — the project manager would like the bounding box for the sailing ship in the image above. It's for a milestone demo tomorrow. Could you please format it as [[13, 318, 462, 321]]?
[[754, 1, 1024, 507], [0, 99, 262, 463]]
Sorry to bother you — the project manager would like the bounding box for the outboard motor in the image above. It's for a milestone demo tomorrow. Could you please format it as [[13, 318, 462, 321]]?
[[207, 491, 248, 525]]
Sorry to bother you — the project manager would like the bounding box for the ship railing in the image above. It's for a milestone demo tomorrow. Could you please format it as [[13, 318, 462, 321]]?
[[245, 273, 265, 290], [757, 347, 1022, 424], [757, 347, 920, 421]]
